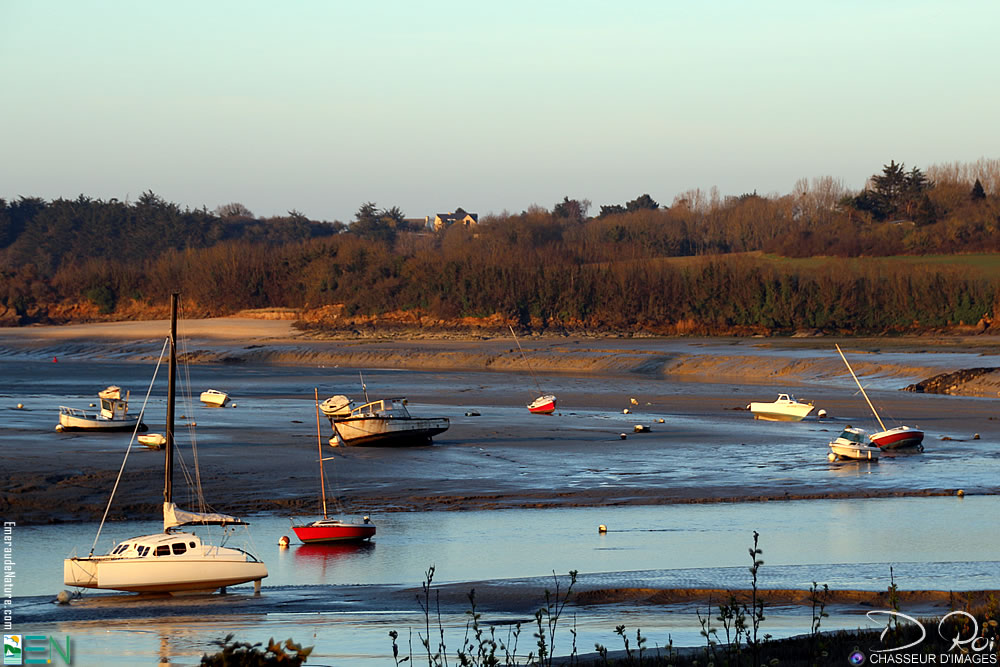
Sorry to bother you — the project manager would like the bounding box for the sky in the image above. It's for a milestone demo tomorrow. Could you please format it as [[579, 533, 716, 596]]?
[[2, 0, 998, 223]]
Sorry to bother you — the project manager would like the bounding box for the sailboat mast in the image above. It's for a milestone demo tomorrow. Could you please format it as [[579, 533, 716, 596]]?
[[835, 343, 886, 431], [165, 292, 178, 505], [314, 388, 328, 519], [509, 325, 544, 396]]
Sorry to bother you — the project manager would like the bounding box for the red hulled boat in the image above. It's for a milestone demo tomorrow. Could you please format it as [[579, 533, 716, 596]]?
[[291, 390, 376, 544]]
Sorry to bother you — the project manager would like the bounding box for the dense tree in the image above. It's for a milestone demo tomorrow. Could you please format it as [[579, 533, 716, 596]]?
[[3, 158, 1000, 332], [626, 193, 659, 212], [552, 197, 589, 223], [215, 202, 255, 218], [971, 178, 987, 201]]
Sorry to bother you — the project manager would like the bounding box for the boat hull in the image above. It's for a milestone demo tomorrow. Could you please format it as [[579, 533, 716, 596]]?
[[747, 394, 814, 422], [200, 390, 230, 407], [748, 405, 814, 422], [64, 557, 267, 593], [292, 521, 376, 543], [58, 411, 146, 432], [829, 443, 880, 461], [870, 426, 924, 450], [527, 395, 557, 414], [333, 417, 449, 447]]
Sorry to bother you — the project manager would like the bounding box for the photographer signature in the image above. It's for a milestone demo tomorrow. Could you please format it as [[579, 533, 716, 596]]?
[[867, 610, 997, 654]]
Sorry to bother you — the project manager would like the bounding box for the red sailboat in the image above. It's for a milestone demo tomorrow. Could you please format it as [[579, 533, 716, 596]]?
[[836, 344, 925, 451], [291, 390, 376, 544], [510, 325, 557, 414]]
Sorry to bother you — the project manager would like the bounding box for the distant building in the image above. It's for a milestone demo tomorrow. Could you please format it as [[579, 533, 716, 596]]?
[[433, 207, 478, 231]]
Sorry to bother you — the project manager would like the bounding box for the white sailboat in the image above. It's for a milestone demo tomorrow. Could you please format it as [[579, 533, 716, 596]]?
[[63, 293, 268, 594]]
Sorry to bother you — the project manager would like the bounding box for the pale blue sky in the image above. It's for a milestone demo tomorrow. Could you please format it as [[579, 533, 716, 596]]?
[[2, 1, 997, 223]]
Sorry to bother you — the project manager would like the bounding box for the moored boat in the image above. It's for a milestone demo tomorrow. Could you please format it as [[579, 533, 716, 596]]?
[[292, 389, 376, 543], [137, 433, 167, 450], [63, 294, 267, 594], [57, 386, 147, 432], [528, 394, 557, 414], [828, 426, 880, 462], [747, 394, 815, 422], [510, 326, 558, 414], [870, 425, 924, 450], [199, 389, 230, 407], [324, 395, 449, 447], [836, 345, 924, 451]]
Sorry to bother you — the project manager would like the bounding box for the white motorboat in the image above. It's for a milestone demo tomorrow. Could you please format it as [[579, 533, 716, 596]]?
[[835, 345, 925, 451], [137, 433, 167, 450], [325, 396, 449, 447], [199, 389, 230, 407], [747, 393, 815, 422], [57, 386, 146, 432], [828, 426, 880, 462], [64, 294, 267, 594]]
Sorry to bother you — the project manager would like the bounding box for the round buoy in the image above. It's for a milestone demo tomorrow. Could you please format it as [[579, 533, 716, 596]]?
[[56, 590, 72, 604], [55, 424, 64, 432], [89, 403, 96, 407], [231, 403, 237, 408], [598, 524, 607, 534], [619, 433, 627, 439], [278, 535, 290, 547], [16, 403, 23, 409], [827, 452, 837, 462], [818, 409, 828, 418], [957, 489, 965, 497], [973, 433, 980, 440], [623, 408, 630, 414], [657, 418, 665, 423]]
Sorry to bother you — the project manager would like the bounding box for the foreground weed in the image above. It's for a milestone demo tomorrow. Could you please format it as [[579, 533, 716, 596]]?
[[747, 530, 767, 667], [395, 568, 577, 666], [200, 634, 312, 666]]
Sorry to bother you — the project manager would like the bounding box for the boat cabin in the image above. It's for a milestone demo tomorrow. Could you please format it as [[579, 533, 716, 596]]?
[[351, 398, 411, 419], [99, 397, 130, 421], [107, 533, 203, 560], [834, 427, 868, 443]]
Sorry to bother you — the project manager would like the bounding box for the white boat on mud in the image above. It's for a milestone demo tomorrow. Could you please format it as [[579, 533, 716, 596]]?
[[57, 386, 146, 432], [199, 389, 230, 407], [828, 426, 880, 462], [137, 433, 167, 450], [63, 294, 267, 594], [747, 393, 815, 422], [322, 395, 449, 447]]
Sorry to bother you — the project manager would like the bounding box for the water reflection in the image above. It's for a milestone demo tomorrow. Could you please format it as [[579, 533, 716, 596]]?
[[292, 542, 377, 580]]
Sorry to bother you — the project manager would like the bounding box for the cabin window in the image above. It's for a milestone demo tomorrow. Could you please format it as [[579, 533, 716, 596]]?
[[154, 545, 171, 556], [138, 546, 149, 557], [171, 543, 187, 555], [112, 544, 127, 555], [189, 541, 196, 548]]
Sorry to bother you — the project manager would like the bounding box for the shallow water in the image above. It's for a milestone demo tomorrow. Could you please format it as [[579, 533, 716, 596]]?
[[9, 497, 1000, 665]]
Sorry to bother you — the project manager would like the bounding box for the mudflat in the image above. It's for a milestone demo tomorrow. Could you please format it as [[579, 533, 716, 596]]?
[[2, 320, 999, 525]]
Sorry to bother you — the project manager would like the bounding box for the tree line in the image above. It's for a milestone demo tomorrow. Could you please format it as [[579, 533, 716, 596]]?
[[2, 159, 999, 334]]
